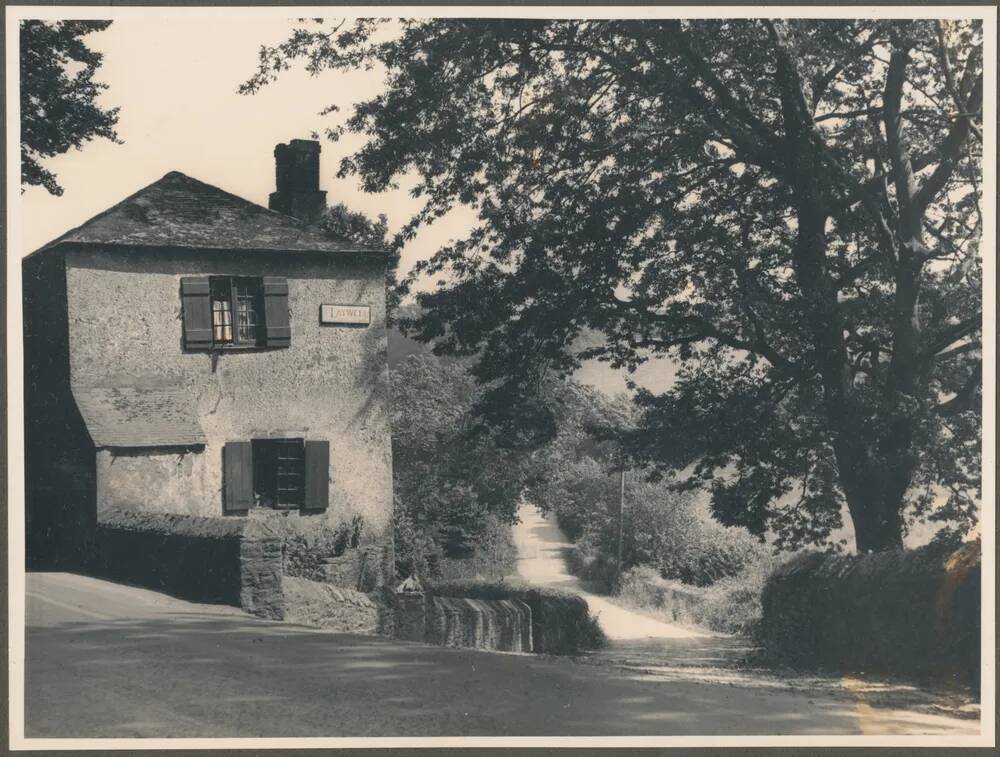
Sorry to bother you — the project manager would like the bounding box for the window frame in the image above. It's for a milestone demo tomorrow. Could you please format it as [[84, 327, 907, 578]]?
[[252, 437, 306, 511], [209, 275, 266, 350]]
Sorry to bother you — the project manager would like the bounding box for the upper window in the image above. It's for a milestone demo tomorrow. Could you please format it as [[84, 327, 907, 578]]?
[[181, 275, 290, 351], [211, 276, 264, 347]]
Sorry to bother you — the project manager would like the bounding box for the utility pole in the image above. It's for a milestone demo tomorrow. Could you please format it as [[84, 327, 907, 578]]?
[[616, 460, 626, 591]]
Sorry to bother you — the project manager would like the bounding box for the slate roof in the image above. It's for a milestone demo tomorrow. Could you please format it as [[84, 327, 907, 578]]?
[[38, 171, 379, 255], [72, 385, 206, 448]]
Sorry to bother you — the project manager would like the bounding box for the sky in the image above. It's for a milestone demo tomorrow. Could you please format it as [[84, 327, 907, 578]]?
[[16, 14, 476, 288]]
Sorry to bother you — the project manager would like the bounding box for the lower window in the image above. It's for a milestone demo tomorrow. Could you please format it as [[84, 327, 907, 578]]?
[[252, 438, 305, 509], [223, 438, 328, 514]]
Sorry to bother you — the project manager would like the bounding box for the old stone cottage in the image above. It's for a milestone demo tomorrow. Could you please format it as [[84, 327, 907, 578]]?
[[23, 140, 394, 605]]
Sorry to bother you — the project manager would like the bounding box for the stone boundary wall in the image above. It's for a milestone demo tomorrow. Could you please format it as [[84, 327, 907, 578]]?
[[430, 581, 606, 655], [267, 515, 392, 592], [91, 508, 396, 621], [391, 592, 533, 653], [426, 597, 532, 652], [282, 576, 393, 635], [760, 539, 980, 687]]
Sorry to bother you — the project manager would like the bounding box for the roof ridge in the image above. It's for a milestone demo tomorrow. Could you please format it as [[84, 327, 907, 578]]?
[[27, 169, 383, 257]]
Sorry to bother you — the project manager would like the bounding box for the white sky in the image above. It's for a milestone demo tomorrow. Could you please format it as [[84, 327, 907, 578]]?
[[16, 15, 476, 290]]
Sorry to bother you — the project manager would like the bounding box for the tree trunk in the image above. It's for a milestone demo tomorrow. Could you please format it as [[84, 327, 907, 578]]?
[[788, 164, 910, 553], [833, 434, 908, 552]]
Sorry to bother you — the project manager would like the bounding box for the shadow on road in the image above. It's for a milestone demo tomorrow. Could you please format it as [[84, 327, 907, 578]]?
[[25, 608, 979, 738]]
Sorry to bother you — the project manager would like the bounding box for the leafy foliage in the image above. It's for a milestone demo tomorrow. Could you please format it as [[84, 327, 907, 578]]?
[[246, 19, 983, 552], [390, 354, 538, 576], [320, 202, 388, 248], [20, 20, 121, 195]]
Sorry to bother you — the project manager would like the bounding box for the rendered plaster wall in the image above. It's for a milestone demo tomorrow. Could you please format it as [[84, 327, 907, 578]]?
[[66, 246, 393, 535]]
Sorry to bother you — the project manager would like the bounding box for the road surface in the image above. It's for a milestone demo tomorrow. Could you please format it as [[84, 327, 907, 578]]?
[[22, 571, 978, 738], [511, 504, 981, 732], [515, 503, 715, 640]]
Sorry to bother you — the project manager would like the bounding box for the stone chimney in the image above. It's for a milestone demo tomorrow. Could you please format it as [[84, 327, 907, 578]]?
[[268, 139, 327, 224]]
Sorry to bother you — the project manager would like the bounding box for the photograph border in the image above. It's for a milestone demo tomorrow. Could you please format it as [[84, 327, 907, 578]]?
[[4, 2, 996, 751]]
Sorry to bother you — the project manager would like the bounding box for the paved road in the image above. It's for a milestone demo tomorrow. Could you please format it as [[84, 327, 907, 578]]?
[[24, 572, 977, 738]]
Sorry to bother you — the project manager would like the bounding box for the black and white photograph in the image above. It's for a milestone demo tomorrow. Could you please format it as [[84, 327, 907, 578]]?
[[5, 4, 996, 748]]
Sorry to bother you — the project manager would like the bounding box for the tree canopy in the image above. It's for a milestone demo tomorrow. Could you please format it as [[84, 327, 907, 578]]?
[[20, 20, 120, 196], [244, 18, 984, 552]]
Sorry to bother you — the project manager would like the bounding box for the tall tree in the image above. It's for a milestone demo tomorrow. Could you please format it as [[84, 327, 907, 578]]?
[[244, 19, 984, 552], [20, 20, 121, 196]]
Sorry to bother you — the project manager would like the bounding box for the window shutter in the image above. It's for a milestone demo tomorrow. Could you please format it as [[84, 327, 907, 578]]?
[[181, 277, 213, 349], [262, 277, 291, 348], [223, 441, 254, 513], [303, 440, 329, 512]]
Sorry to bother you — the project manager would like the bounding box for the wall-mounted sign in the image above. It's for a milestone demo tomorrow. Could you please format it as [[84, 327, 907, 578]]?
[[320, 304, 371, 326]]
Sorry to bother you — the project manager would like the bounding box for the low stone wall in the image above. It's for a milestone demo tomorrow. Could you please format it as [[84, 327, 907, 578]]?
[[239, 518, 285, 619], [426, 597, 532, 652], [760, 539, 980, 687], [282, 576, 393, 635], [425, 581, 607, 654], [316, 545, 390, 592], [392, 591, 533, 652], [90, 508, 396, 624]]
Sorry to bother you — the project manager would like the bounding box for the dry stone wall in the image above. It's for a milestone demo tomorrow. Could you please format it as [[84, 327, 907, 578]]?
[[425, 597, 532, 652], [282, 576, 392, 635]]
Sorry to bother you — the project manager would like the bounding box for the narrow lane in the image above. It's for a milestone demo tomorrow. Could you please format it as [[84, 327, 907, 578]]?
[[510, 504, 981, 733], [514, 503, 712, 641]]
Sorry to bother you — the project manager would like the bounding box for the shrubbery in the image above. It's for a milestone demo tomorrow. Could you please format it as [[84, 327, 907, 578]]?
[[278, 515, 364, 580], [537, 456, 769, 588], [615, 557, 778, 638], [691, 557, 778, 637], [390, 355, 533, 581]]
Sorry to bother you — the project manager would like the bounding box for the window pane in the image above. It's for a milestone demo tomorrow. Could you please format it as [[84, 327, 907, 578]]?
[[210, 278, 234, 346]]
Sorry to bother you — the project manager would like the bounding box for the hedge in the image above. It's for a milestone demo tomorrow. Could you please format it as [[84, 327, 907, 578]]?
[[93, 507, 244, 604], [760, 539, 980, 688], [430, 579, 607, 654]]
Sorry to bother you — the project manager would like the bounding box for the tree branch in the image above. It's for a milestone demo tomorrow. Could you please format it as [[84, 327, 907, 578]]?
[[911, 76, 983, 219], [882, 40, 919, 229], [921, 312, 982, 358], [936, 360, 981, 415]]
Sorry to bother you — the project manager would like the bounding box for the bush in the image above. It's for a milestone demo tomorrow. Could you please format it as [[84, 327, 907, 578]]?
[[278, 515, 364, 581], [564, 541, 618, 591], [430, 579, 608, 654], [614, 558, 778, 638], [536, 458, 768, 588], [691, 557, 778, 637], [760, 539, 980, 687], [437, 514, 518, 581], [616, 565, 705, 626], [392, 504, 444, 582]]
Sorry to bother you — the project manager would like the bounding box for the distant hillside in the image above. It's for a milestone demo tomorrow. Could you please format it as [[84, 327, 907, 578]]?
[[389, 313, 677, 396], [571, 328, 678, 396]]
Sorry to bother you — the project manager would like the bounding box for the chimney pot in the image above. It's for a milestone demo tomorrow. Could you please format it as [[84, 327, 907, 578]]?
[[268, 139, 327, 224]]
